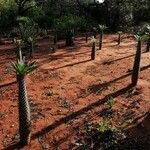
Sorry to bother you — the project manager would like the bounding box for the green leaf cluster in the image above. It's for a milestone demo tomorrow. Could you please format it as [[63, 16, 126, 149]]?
[[134, 34, 150, 41], [12, 60, 37, 75]]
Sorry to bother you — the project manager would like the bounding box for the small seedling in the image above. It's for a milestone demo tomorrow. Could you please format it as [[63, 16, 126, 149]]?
[[106, 96, 115, 108], [98, 118, 117, 133], [98, 121, 108, 133]]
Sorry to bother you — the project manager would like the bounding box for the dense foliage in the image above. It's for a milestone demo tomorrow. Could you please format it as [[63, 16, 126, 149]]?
[[0, 0, 149, 34]]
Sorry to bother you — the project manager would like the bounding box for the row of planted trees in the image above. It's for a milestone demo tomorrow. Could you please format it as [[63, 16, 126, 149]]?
[[12, 24, 150, 146], [90, 24, 150, 88]]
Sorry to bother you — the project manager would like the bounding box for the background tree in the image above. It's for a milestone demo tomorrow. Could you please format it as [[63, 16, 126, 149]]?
[[132, 34, 149, 86], [117, 31, 122, 45], [98, 24, 107, 50], [15, 0, 36, 16], [91, 36, 97, 60]]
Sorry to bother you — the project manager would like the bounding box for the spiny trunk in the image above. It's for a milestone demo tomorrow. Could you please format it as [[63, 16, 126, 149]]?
[[118, 33, 121, 45], [99, 32, 103, 50], [91, 43, 96, 60], [18, 75, 31, 146], [146, 39, 150, 52], [131, 41, 142, 86]]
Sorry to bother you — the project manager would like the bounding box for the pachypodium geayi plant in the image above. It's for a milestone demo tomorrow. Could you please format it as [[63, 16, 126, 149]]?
[[117, 31, 123, 45], [11, 58, 37, 146], [28, 37, 34, 57], [98, 24, 107, 50], [146, 32, 150, 52], [13, 39, 24, 61], [146, 26, 150, 52], [91, 36, 97, 60], [132, 34, 149, 86]]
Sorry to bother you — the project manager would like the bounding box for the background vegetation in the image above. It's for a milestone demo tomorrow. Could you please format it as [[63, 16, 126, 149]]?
[[0, 0, 149, 35]]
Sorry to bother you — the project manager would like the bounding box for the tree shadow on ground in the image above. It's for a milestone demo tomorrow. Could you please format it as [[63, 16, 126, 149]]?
[[0, 81, 17, 88], [79, 64, 150, 97], [40, 59, 91, 71], [104, 54, 135, 64]]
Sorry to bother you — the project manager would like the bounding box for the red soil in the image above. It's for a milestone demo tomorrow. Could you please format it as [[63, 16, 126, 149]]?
[[0, 34, 150, 149]]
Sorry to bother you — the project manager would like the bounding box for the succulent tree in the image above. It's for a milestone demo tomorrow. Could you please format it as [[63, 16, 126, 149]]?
[[65, 29, 74, 46], [85, 31, 88, 43], [146, 31, 150, 52], [91, 36, 97, 60], [53, 31, 57, 45], [117, 31, 122, 45], [132, 34, 149, 86], [146, 37, 150, 52], [28, 37, 34, 57], [13, 39, 23, 60], [54, 14, 82, 46], [98, 25, 107, 50], [11, 55, 37, 145], [144, 25, 150, 52]]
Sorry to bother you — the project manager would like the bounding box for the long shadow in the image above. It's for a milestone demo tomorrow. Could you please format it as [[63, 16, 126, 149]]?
[[36, 50, 89, 67], [107, 54, 135, 64], [4, 64, 150, 150], [41, 59, 91, 71], [0, 81, 17, 88], [84, 64, 150, 96], [3, 143, 22, 150]]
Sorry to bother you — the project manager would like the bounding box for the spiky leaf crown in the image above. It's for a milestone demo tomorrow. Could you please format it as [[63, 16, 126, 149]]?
[[11, 60, 37, 75]]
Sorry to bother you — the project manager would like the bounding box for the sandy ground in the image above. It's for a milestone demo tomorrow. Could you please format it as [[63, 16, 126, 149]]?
[[0, 34, 150, 150]]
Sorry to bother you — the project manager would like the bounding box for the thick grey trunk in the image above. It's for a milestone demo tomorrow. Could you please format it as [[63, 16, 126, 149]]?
[[85, 32, 88, 43], [131, 41, 142, 86], [18, 75, 31, 145], [146, 39, 150, 52], [99, 32, 103, 50], [118, 33, 121, 45], [91, 43, 96, 60]]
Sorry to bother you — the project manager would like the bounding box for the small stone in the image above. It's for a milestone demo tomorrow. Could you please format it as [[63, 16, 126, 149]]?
[[10, 124, 15, 128]]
